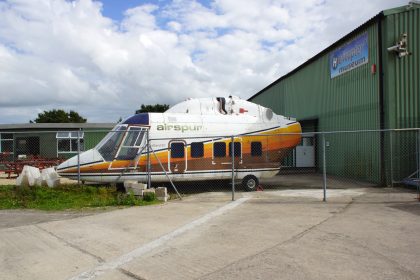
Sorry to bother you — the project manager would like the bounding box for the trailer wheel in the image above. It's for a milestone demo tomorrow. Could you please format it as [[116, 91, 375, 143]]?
[[242, 175, 259, 192]]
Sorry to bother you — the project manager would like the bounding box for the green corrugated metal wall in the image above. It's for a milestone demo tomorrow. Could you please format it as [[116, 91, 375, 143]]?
[[251, 4, 420, 184], [383, 6, 420, 181], [252, 24, 382, 183], [384, 6, 420, 129], [252, 24, 380, 131], [83, 130, 108, 152]]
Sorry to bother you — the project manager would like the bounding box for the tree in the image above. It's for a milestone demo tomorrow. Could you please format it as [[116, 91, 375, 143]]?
[[135, 104, 169, 114], [31, 109, 87, 123]]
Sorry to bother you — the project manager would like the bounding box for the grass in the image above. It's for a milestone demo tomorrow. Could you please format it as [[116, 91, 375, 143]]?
[[0, 184, 160, 211]]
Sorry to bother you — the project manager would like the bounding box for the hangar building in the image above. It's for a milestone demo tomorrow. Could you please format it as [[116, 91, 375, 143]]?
[[248, 3, 420, 185]]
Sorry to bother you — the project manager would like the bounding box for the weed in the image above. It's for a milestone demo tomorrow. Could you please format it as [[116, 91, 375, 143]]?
[[0, 184, 160, 211], [143, 192, 156, 202]]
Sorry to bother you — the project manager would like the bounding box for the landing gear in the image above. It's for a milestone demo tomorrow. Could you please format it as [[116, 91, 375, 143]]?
[[242, 175, 259, 192]]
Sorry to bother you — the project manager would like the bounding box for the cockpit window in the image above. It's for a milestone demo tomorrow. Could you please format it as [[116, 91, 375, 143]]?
[[97, 125, 127, 161], [116, 127, 147, 160], [96, 125, 148, 162]]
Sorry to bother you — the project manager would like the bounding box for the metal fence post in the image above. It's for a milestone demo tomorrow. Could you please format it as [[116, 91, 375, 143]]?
[[231, 136, 235, 201], [322, 133, 327, 202], [77, 129, 81, 185], [390, 130, 394, 188], [147, 129, 151, 189], [417, 130, 420, 200]]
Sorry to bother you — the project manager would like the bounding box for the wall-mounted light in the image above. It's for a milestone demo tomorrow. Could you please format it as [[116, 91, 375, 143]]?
[[387, 33, 411, 58]]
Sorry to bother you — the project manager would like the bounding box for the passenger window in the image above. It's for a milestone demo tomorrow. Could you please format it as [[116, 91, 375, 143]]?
[[213, 142, 226, 157], [191, 142, 204, 158], [251, 142, 262, 156], [171, 142, 185, 158], [228, 142, 241, 157]]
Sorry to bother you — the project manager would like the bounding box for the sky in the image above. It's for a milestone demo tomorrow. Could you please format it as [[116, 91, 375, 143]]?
[[0, 0, 407, 123]]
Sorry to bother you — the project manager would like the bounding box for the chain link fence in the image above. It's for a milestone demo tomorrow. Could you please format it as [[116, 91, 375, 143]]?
[[1, 128, 420, 201]]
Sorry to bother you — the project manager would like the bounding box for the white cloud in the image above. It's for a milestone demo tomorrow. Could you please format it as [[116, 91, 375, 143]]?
[[0, 0, 407, 123], [121, 4, 159, 32]]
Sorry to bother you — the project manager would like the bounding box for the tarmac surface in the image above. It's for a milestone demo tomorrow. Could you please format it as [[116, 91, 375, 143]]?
[[1, 175, 420, 280]]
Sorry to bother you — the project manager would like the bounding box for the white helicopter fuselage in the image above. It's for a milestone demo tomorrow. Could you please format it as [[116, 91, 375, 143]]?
[[57, 97, 301, 187]]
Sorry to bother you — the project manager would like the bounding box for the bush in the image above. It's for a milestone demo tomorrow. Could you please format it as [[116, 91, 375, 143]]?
[[143, 192, 156, 202]]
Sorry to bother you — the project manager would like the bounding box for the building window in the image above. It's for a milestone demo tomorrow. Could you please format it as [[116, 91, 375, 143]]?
[[0, 133, 14, 159], [228, 142, 241, 157], [251, 142, 262, 156], [213, 142, 226, 157], [0, 133, 13, 152], [56, 132, 84, 153], [171, 142, 185, 158], [191, 142, 204, 158]]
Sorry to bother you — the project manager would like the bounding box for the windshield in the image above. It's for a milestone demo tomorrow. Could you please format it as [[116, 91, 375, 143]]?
[[96, 125, 127, 161], [96, 125, 147, 162], [116, 127, 146, 160]]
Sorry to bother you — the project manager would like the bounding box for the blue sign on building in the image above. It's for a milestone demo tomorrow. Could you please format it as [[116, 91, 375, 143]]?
[[330, 33, 369, 78]]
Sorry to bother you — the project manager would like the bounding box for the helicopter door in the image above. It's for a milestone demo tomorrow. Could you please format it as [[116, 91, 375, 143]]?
[[109, 126, 148, 170], [169, 141, 187, 173]]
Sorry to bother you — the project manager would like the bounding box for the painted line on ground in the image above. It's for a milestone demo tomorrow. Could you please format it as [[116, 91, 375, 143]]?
[[69, 196, 251, 280]]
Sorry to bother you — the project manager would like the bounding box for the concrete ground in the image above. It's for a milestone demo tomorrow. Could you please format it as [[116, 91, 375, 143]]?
[[262, 172, 377, 189], [0, 173, 20, 185], [1, 182, 419, 280]]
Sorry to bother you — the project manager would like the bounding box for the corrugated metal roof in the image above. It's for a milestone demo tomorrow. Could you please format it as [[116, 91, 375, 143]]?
[[0, 123, 115, 130]]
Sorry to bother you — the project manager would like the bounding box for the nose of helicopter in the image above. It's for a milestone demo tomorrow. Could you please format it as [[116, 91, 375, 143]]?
[[57, 149, 103, 172]]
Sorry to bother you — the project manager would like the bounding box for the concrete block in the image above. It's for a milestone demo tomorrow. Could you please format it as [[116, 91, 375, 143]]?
[[126, 187, 142, 196], [156, 187, 168, 202], [155, 187, 167, 197], [35, 178, 47, 187], [46, 178, 60, 188], [123, 180, 137, 189], [131, 183, 147, 190], [124, 180, 144, 195], [142, 188, 156, 194], [16, 165, 41, 187], [157, 196, 168, 202], [125, 183, 149, 196]]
